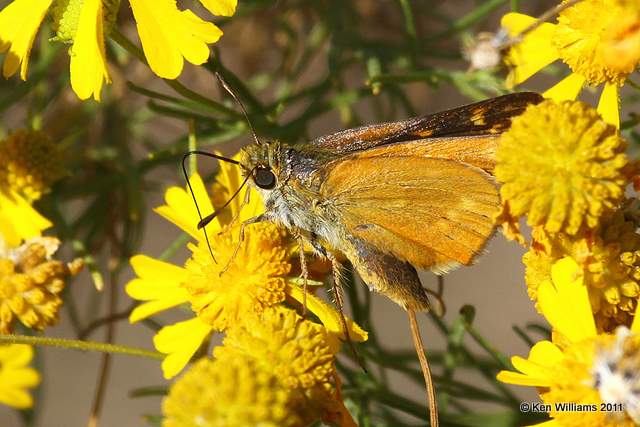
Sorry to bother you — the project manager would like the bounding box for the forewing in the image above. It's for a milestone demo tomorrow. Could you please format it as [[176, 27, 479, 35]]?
[[351, 134, 500, 173], [310, 92, 542, 154], [321, 155, 500, 272]]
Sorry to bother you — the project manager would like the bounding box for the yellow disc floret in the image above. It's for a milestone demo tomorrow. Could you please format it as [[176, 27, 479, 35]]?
[[214, 307, 352, 425], [183, 222, 291, 331], [216, 306, 336, 395], [495, 100, 628, 236], [0, 129, 64, 202], [162, 356, 311, 427], [524, 206, 640, 332]]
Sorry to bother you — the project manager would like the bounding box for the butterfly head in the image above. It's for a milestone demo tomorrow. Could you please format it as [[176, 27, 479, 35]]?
[[240, 140, 284, 193]]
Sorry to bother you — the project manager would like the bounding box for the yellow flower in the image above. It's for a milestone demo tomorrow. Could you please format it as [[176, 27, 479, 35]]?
[[498, 257, 640, 426], [495, 99, 628, 237], [0, 128, 61, 247], [0, 237, 83, 333], [524, 207, 640, 332], [162, 356, 315, 427], [0, 0, 235, 100], [0, 129, 65, 203], [214, 306, 357, 427], [0, 344, 40, 409], [501, 0, 640, 127], [126, 157, 367, 378]]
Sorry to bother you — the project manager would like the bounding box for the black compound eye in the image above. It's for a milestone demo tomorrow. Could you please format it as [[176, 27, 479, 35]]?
[[254, 167, 276, 189]]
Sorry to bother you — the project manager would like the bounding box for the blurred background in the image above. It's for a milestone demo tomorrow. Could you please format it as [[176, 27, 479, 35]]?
[[2, 0, 633, 426]]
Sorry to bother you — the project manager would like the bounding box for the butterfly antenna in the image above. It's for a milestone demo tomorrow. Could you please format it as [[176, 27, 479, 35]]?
[[215, 72, 262, 146], [197, 166, 257, 229], [182, 151, 241, 263]]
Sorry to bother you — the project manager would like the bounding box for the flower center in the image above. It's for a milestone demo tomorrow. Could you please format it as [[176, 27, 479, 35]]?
[[495, 100, 628, 235], [0, 130, 64, 202], [183, 223, 291, 330]]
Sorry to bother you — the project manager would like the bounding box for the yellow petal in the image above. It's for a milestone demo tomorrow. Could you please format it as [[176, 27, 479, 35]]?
[[501, 13, 559, 87], [508, 341, 562, 385], [0, 387, 34, 409], [0, 0, 52, 79], [69, 0, 110, 101], [199, 0, 237, 16], [128, 255, 189, 297], [286, 283, 368, 352], [530, 421, 560, 427], [528, 340, 564, 365], [543, 72, 586, 102], [0, 344, 34, 368], [130, 0, 222, 79], [126, 255, 190, 322], [130, 300, 184, 324], [1, 367, 40, 388], [632, 298, 640, 333], [0, 191, 51, 246], [154, 173, 220, 240], [153, 317, 213, 379], [538, 257, 597, 343], [597, 82, 620, 129], [130, 0, 183, 79], [496, 370, 552, 387], [0, 345, 39, 409], [175, 10, 222, 66]]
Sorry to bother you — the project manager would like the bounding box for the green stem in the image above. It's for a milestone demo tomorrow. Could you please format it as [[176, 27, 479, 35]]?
[[465, 324, 512, 370], [425, 0, 507, 41], [159, 233, 191, 261], [110, 29, 240, 119], [188, 119, 197, 175], [397, 0, 417, 38], [0, 335, 164, 360]]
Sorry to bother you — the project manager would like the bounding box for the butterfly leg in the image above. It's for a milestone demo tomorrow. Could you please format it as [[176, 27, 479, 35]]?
[[219, 214, 266, 276], [291, 230, 325, 318], [327, 251, 366, 372], [296, 234, 309, 317], [423, 275, 446, 317], [217, 187, 252, 236]]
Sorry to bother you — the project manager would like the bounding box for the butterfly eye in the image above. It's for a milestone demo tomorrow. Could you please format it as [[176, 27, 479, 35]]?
[[254, 167, 276, 189]]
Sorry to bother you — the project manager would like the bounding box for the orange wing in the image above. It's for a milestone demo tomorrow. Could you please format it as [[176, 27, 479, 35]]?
[[351, 134, 500, 173], [321, 152, 499, 273]]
